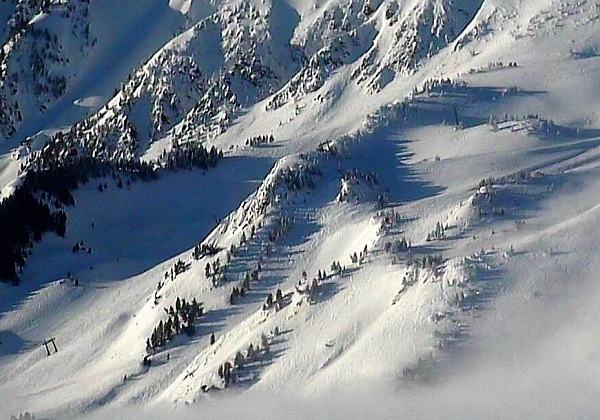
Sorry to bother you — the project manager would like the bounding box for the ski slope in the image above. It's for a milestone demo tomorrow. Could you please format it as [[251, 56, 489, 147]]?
[[2, 0, 600, 418]]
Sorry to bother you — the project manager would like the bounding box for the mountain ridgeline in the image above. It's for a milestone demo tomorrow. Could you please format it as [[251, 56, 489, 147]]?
[[3, 0, 599, 417], [1, 0, 485, 151], [0, 0, 485, 283]]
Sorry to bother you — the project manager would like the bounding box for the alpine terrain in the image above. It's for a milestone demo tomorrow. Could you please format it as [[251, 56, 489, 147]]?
[[1, 0, 600, 418]]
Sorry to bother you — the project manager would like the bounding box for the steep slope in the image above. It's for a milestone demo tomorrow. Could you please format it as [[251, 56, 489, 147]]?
[[0, 0, 188, 145], [2, 0, 600, 418], [3, 0, 489, 166]]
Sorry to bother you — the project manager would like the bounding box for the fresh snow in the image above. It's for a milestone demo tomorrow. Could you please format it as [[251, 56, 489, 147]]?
[[1, 0, 600, 418]]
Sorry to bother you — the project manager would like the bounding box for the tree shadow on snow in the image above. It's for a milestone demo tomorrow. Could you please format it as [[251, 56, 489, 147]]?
[[345, 128, 445, 206], [232, 329, 293, 387], [0, 330, 29, 357], [0, 155, 275, 316]]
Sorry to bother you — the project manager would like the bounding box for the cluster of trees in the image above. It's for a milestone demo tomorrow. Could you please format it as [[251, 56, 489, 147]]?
[[25, 156, 111, 203], [172, 76, 237, 144], [410, 254, 444, 270], [162, 142, 222, 171], [28, 26, 68, 98], [205, 258, 224, 282], [30, 124, 222, 182], [307, 269, 329, 282], [5, 0, 91, 117], [229, 281, 248, 305], [402, 356, 435, 381], [376, 208, 404, 234], [8, 4, 34, 36], [3, 134, 225, 285], [317, 140, 339, 156], [146, 297, 204, 352], [173, 259, 188, 275], [474, 175, 531, 218], [247, 268, 261, 283], [388, 237, 413, 265], [279, 165, 318, 191], [192, 243, 219, 260], [203, 231, 263, 301], [242, 160, 318, 224], [479, 170, 533, 190], [377, 193, 388, 208], [27, 142, 158, 184], [205, 255, 259, 289], [245, 134, 274, 147], [474, 178, 499, 218], [163, 259, 190, 281], [104, 159, 158, 182], [363, 3, 375, 16], [232, 51, 278, 92], [478, 177, 496, 190], [384, 237, 411, 254], [266, 45, 345, 111], [1, 155, 163, 284], [213, 332, 271, 389], [0, 158, 120, 282], [262, 289, 284, 310], [295, 277, 321, 303], [385, 1, 399, 19], [413, 77, 468, 97], [10, 412, 36, 420], [72, 240, 92, 254], [268, 216, 291, 243], [216, 361, 234, 387], [230, 266, 262, 304], [225, 225, 256, 262], [240, 227, 252, 245], [349, 244, 369, 264], [226, 242, 238, 262], [0, 92, 18, 138], [330, 260, 343, 275], [337, 169, 379, 204], [0, 185, 66, 283], [487, 111, 557, 136], [426, 221, 447, 242]]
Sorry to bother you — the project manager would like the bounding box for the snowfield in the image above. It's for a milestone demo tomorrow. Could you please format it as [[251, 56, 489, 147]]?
[[1, 0, 600, 418]]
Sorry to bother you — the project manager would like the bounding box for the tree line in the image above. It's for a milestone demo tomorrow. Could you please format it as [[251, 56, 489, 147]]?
[[0, 142, 223, 284]]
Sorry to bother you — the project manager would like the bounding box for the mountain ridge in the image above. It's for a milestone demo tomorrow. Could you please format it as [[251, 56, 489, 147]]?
[[2, 0, 600, 418]]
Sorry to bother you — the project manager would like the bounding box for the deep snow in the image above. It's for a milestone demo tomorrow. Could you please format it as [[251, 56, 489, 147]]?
[[2, 0, 600, 418]]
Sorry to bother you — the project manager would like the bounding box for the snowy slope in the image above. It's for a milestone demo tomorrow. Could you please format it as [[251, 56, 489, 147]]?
[[2, 0, 600, 418]]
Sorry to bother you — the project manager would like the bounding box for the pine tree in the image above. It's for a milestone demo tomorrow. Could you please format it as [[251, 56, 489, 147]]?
[[234, 351, 244, 368], [229, 289, 236, 305], [165, 317, 173, 340], [174, 314, 180, 333], [261, 333, 269, 350], [192, 298, 200, 317], [263, 293, 273, 310], [156, 321, 164, 346], [246, 343, 255, 360]]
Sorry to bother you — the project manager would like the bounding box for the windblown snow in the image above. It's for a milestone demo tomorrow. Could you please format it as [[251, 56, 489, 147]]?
[[1, 0, 600, 418]]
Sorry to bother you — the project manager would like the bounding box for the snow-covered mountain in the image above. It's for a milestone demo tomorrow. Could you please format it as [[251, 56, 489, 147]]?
[[2, 0, 600, 418]]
